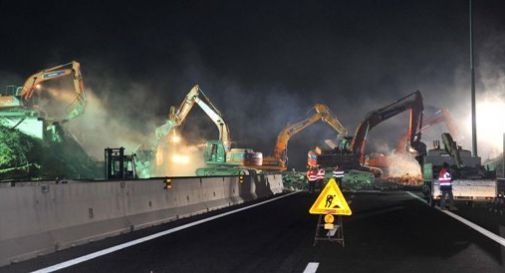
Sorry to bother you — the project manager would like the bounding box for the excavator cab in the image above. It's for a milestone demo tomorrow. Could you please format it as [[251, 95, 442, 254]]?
[[338, 137, 353, 152], [203, 140, 227, 165]]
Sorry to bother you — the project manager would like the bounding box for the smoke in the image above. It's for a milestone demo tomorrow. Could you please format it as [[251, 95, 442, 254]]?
[[353, 29, 505, 164], [0, 71, 22, 90], [5, 1, 505, 182], [372, 141, 392, 155], [62, 89, 155, 160], [61, 85, 209, 177], [445, 32, 505, 160], [152, 130, 206, 176], [387, 153, 422, 178], [460, 92, 505, 159]]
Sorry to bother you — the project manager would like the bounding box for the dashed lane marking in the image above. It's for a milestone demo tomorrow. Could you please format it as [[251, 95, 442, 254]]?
[[303, 262, 319, 273]]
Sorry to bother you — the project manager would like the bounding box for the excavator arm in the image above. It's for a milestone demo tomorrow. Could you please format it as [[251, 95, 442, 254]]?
[[262, 104, 347, 170], [350, 90, 424, 164], [441, 132, 464, 168], [155, 85, 200, 142], [429, 109, 458, 138], [395, 108, 458, 152], [321, 106, 348, 137], [194, 96, 231, 150], [155, 84, 231, 149], [15, 61, 86, 121]]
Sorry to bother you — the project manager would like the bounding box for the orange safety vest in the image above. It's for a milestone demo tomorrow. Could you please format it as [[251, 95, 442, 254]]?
[[438, 168, 452, 186], [317, 168, 325, 179], [307, 168, 325, 181], [307, 169, 318, 181]]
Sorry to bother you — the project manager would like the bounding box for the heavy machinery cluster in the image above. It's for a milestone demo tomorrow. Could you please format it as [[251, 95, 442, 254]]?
[[0, 61, 502, 197], [0, 61, 98, 179]]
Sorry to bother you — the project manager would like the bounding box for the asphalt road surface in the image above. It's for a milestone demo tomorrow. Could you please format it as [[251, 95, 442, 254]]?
[[2, 191, 505, 273]]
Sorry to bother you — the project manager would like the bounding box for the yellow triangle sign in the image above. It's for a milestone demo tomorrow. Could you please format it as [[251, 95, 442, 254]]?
[[309, 178, 352, 215]]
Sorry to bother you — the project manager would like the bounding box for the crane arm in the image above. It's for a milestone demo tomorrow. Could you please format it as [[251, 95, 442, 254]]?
[[270, 104, 347, 165], [350, 90, 424, 163]]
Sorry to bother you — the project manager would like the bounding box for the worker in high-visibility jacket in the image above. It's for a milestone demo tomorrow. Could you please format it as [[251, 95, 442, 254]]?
[[306, 167, 325, 193], [439, 162, 456, 210], [307, 168, 318, 193], [332, 166, 345, 188]]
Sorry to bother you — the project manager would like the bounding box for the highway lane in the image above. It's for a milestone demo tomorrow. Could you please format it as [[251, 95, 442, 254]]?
[[2, 191, 505, 273]]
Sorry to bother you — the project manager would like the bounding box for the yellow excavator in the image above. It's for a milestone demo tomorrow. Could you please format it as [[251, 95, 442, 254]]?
[[0, 61, 86, 139], [154, 84, 231, 150], [137, 84, 262, 177], [259, 104, 347, 171]]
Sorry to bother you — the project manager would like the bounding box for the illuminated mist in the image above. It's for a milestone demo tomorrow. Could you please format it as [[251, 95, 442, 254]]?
[[152, 129, 206, 177], [62, 90, 151, 160]]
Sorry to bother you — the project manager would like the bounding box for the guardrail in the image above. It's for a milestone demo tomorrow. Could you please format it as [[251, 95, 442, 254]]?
[[0, 173, 283, 266]]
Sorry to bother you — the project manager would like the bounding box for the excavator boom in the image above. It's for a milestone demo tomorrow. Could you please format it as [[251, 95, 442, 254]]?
[[20, 61, 84, 100], [194, 96, 231, 150], [441, 133, 464, 168], [350, 90, 424, 163], [5, 61, 87, 122], [395, 108, 458, 152], [262, 104, 347, 171], [155, 84, 231, 149]]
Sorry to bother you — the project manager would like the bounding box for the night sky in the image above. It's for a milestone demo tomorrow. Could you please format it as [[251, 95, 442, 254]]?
[[1, 0, 505, 168]]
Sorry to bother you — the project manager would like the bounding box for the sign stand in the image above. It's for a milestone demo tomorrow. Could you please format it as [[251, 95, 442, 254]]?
[[313, 214, 345, 246], [309, 178, 351, 247]]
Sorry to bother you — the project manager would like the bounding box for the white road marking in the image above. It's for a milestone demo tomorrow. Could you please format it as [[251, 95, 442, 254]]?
[[405, 191, 429, 204], [303, 262, 319, 273], [406, 191, 505, 248], [30, 192, 300, 273]]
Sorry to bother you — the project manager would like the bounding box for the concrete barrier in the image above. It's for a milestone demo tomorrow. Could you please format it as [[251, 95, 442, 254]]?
[[0, 173, 283, 266]]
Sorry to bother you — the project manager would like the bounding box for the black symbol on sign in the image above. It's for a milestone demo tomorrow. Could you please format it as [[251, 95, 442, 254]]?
[[325, 194, 335, 208]]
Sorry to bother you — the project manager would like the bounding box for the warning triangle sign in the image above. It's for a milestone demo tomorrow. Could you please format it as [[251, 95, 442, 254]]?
[[309, 178, 352, 215]]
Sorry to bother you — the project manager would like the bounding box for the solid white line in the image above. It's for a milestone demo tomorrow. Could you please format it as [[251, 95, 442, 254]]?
[[406, 191, 505, 248], [303, 262, 319, 273], [31, 192, 299, 273], [405, 191, 428, 203]]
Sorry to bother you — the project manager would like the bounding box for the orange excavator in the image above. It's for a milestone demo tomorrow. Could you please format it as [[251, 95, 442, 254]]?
[[1, 61, 85, 119], [259, 104, 347, 171], [366, 108, 457, 172], [314, 90, 426, 173], [395, 108, 458, 153], [0, 61, 86, 139]]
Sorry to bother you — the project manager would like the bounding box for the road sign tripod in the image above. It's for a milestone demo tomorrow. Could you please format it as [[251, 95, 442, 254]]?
[[313, 214, 345, 247], [309, 178, 350, 247]]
